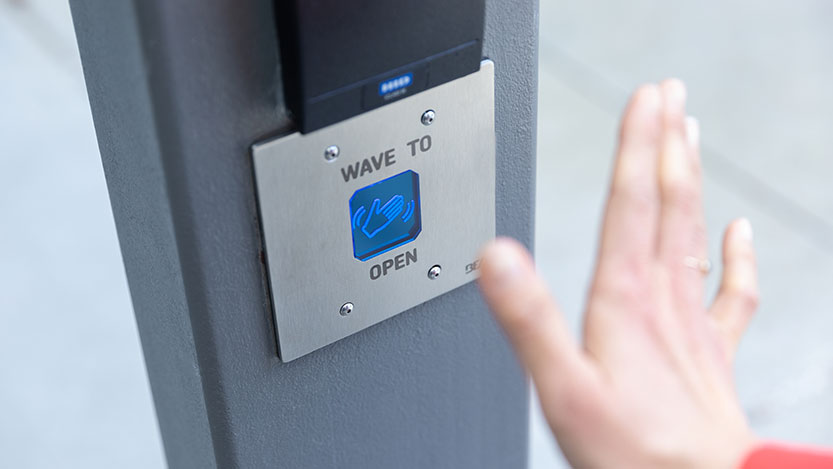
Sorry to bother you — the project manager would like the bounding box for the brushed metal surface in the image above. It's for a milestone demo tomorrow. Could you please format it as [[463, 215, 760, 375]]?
[[253, 60, 495, 361]]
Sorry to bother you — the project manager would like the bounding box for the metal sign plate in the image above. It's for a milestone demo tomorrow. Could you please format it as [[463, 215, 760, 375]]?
[[252, 60, 495, 361]]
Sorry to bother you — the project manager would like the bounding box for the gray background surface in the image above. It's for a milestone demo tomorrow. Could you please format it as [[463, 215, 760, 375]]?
[[1, 1, 832, 468]]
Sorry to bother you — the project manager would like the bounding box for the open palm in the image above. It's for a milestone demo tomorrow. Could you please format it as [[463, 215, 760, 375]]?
[[479, 80, 759, 469]]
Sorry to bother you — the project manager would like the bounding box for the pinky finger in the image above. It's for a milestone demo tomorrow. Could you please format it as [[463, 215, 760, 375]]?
[[709, 218, 760, 356]]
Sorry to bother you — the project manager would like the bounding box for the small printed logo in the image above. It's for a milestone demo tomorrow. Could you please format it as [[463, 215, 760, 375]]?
[[465, 259, 481, 274], [378, 73, 413, 96]]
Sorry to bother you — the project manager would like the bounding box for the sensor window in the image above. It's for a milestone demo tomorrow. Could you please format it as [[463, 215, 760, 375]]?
[[349, 170, 421, 261]]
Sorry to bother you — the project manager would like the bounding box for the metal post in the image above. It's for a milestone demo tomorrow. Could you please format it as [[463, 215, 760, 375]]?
[[69, 0, 538, 467]]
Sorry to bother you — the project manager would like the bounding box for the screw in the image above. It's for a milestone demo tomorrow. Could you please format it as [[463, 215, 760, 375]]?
[[324, 145, 340, 162], [339, 302, 354, 316], [427, 265, 442, 280], [421, 109, 435, 126]]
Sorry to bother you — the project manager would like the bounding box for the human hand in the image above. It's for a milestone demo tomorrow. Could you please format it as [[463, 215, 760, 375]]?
[[479, 80, 759, 468], [362, 195, 405, 238]]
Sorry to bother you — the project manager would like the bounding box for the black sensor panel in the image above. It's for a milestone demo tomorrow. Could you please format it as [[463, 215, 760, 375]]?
[[275, 0, 485, 133]]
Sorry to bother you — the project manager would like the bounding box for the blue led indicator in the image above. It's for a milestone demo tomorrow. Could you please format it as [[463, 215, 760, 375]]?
[[349, 170, 421, 261], [378, 72, 413, 96]]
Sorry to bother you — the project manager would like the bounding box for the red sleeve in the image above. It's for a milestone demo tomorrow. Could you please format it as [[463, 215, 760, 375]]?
[[741, 443, 833, 469]]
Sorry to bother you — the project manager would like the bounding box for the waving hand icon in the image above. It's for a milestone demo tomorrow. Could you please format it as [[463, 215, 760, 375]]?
[[361, 195, 405, 239], [348, 170, 421, 261]]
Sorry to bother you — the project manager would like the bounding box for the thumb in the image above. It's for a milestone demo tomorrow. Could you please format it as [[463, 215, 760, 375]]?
[[369, 198, 381, 214], [478, 238, 595, 412]]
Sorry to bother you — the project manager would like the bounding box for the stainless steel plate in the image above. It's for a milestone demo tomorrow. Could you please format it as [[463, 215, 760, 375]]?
[[252, 60, 495, 361]]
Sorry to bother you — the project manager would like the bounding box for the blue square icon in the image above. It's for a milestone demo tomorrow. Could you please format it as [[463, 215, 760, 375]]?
[[349, 170, 421, 261]]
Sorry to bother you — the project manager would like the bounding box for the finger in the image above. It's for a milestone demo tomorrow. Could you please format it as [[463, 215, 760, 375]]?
[[387, 199, 404, 218], [596, 84, 662, 286], [710, 219, 759, 353], [657, 79, 707, 308], [478, 238, 597, 409]]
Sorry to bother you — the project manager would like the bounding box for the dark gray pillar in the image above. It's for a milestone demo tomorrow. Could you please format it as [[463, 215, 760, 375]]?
[[69, 0, 537, 467]]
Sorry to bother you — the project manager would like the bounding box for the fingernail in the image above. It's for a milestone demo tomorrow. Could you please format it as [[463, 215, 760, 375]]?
[[634, 84, 662, 115], [482, 241, 525, 289], [685, 116, 700, 147], [737, 218, 754, 241], [664, 78, 687, 110]]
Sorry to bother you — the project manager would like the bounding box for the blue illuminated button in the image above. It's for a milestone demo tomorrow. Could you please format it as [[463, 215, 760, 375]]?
[[349, 170, 421, 261]]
